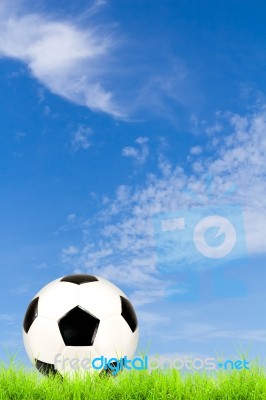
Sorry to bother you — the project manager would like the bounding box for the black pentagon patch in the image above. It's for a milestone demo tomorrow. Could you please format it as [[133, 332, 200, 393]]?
[[35, 359, 61, 378], [60, 274, 98, 285], [58, 306, 100, 346], [23, 297, 39, 333], [120, 296, 138, 333]]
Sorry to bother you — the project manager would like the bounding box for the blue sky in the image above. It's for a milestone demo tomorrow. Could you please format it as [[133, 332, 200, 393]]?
[[0, 0, 266, 366]]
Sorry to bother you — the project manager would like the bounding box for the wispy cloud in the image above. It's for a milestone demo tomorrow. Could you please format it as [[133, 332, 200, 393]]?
[[53, 213, 82, 236], [61, 105, 266, 304], [77, 0, 107, 20], [0, 5, 125, 117], [137, 311, 171, 336], [34, 262, 48, 269], [67, 214, 76, 223], [62, 245, 79, 256], [162, 322, 266, 343], [71, 125, 93, 151], [11, 284, 29, 295], [0, 330, 22, 349], [189, 145, 202, 156], [134, 60, 199, 122], [0, 4, 197, 122], [122, 137, 149, 164], [0, 314, 14, 323]]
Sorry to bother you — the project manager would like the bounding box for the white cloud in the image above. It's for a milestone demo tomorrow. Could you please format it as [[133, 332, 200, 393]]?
[[122, 137, 149, 164], [135, 137, 149, 145], [137, 311, 170, 336], [12, 284, 29, 295], [0, 7, 125, 117], [62, 106, 266, 305], [71, 125, 92, 151], [0, 331, 21, 348], [67, 214, 76, 222], [34, 262, 48, 269], [0, 5, 195, 121], [62, 245, 79, 256], [189, 145, 202, 155], [134, 61, 199, 123], [206, 122, 223, 136], [162, 322, 266, 343], [122, 147, 138, 158], [0, 314, 14, 322], [78, 0, 107, 19]]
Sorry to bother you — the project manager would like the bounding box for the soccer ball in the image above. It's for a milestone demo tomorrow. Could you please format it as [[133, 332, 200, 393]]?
[[23, 274, 139, 377]]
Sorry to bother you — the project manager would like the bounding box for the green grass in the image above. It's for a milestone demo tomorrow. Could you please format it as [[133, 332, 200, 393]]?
[[1, 364, 266, 400]]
